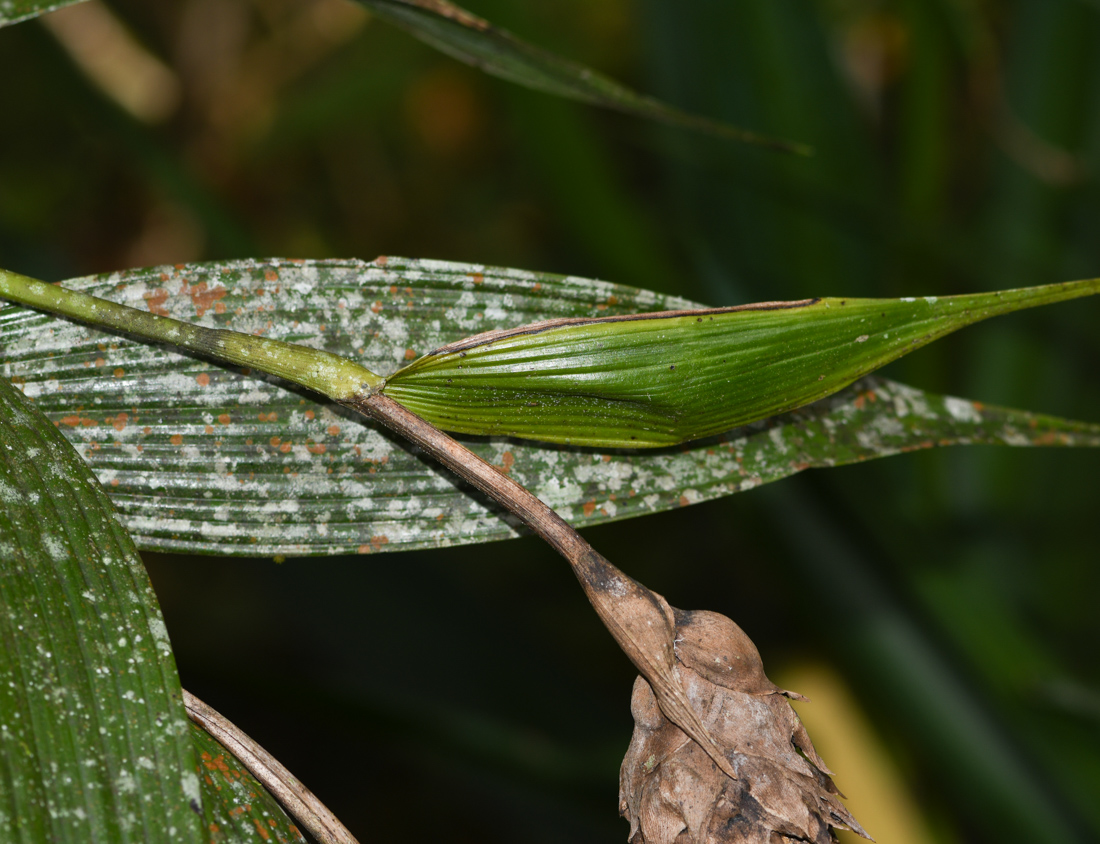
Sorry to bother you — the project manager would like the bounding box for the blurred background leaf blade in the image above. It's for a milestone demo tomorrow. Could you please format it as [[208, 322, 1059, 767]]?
[[0, 0, 86, 28], [356, 0, 811, 153]]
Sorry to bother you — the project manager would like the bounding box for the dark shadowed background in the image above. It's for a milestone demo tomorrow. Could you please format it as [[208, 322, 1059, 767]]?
[[2, 1, 1099, 842]]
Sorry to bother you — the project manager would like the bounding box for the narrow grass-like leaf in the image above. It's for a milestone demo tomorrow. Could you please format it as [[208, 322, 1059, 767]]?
[[189, 723, 306, 844], [356, 0, 810, 154], [384, 279, 1098, 446], [0, 376, 203, 842], [2, 258, 1096, 556], [0, 0, 85, 27]]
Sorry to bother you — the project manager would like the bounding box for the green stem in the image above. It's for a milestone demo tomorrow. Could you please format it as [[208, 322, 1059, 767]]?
[[0, 268, 383, 399]]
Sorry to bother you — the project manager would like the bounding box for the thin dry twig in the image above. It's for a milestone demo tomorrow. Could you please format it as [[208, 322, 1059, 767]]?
[[183, 690, 360, 844], [346, 391, 737, 781], [348, 394, 869, 843]]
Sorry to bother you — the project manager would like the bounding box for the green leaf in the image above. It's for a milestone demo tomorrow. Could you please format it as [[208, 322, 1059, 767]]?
[[383, 279, 1098, 447], [2, 258, 1096, 557], [0, 0, 86, 27], [0, 376, 204, 842], [189, 723, 306, 844], [356, 0, 810, 154]]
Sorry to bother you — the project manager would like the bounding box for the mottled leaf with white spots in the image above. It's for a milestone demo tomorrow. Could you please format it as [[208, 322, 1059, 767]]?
[[0, 376, 204, 842], [2, 258, 1098, 557]]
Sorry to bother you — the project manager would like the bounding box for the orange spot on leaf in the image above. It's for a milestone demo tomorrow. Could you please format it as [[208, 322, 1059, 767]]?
[[218, 414, 231, 425], [61, 415, 98, 427], [196, 373, 210, 387], [170, 434, 183, 446], [144, 288, 169, 316], [582, 500, 597, 517], [187, 281, 228, 318], [404, 348, 417, 360]]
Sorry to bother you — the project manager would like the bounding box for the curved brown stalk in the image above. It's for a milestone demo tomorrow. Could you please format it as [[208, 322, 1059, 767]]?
[[343, 391, 737, 782], [183, 690, 360, 844]]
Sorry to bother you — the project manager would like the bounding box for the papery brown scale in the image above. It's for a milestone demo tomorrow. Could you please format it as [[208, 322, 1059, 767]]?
[[572, 551, 739, 781], [620, 609, 871, 844]]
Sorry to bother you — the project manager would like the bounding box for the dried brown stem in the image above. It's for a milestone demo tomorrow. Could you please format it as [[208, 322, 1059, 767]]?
[[344, 391, 736, 781], [183, 690, 360, 844]]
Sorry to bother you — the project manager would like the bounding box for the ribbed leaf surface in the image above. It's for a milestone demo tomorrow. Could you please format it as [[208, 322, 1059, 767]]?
[[0, 376, 203, 842], [3, 258, 1096, 557], [385, 280, 1097, 447]]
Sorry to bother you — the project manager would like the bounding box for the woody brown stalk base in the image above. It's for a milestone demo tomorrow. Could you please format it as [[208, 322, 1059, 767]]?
[[346, 392, 869, 843], [346, 392, 737, 781]]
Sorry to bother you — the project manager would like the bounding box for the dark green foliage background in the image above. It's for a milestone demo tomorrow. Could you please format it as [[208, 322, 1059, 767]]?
[[2, 1, 1098, 842]]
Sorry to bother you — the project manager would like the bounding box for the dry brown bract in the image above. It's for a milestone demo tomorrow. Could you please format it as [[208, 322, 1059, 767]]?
[[619, 610, 871, 844]]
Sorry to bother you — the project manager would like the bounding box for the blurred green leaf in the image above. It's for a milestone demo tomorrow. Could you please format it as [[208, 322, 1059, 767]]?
[[357, 0, 811, 154], [189, 723, 306, 844], [2, 258, 1096, 556], [0, 0, 85, 28], [0, 375, 203, 842]]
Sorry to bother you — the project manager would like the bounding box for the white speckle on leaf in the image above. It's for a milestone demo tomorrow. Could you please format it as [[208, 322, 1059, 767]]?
[[117, 768, 137, 794], [181, 770, 201, 803], [944, 396, 982, 423]]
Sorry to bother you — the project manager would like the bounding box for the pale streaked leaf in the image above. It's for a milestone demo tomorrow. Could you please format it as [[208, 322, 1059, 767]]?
[[2, 258, 1096, 557]]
